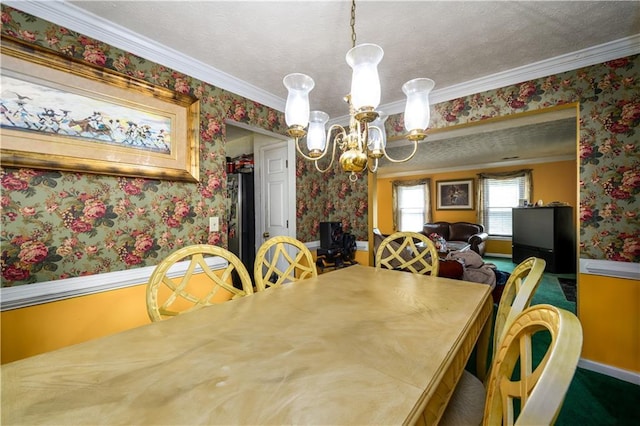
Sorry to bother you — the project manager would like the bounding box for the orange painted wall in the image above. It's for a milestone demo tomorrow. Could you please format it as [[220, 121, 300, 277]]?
[[1, 284, 151, 364], [354, 250, 369, 266], [376, 160, 577, 256], [1, 272, 235, 364], [579, 274, 640, 373]]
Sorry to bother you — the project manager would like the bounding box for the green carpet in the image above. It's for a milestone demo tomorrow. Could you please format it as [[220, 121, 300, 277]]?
[[484, 257, 640, 425]]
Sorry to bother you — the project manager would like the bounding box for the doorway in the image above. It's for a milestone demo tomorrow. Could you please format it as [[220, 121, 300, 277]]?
[[374, 104, 579, 264], [225, 121, 295, 270]]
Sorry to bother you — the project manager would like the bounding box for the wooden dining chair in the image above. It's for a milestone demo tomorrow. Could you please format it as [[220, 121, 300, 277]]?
[[437, 304, 583, 425], [434, 257, 548, 424], [475, 256, 547, 380], [254, 236, 317, 291], [146, 244, 253, 322], [375, 231, 439, 276]]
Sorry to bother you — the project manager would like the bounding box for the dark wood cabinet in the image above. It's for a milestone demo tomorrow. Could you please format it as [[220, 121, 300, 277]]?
[[512, 206, 575, 274]]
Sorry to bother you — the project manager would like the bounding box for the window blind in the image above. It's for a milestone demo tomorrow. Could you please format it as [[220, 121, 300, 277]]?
[[398, 185, 425, 231], [482, 176, 526, 236]]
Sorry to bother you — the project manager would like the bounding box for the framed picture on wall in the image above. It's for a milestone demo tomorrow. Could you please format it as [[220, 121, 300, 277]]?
[[0, 36, 200, 182], [436, 179, 474, 210]]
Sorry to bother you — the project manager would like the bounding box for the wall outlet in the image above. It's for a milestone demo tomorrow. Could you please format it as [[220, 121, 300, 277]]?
[[209, 216, 219, 232]]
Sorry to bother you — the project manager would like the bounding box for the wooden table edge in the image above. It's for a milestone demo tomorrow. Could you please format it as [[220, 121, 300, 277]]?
[[406, 288, 493, 425]]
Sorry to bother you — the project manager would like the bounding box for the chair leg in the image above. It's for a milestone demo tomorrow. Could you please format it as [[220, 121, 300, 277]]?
[[475, 309, 493, 382]]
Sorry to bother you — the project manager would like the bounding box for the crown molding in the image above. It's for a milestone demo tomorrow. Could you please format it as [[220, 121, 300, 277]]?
[[5, 1, 639, 120]]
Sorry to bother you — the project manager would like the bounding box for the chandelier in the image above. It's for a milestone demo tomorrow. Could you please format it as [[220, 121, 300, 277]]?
[[283, 0, 434, 181]]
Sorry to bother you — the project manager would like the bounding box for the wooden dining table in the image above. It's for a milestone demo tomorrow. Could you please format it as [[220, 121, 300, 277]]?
[[1, 264, 492, 425]]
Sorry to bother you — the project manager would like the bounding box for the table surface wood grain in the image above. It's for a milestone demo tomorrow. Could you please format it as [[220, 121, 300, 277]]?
[[1, 265, 492, 425]]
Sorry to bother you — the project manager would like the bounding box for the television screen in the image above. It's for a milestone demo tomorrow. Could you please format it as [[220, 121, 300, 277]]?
[[513, 208, 554, 250]]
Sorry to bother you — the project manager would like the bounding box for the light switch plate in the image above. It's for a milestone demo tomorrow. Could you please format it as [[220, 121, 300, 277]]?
[[209, 216, 219, 232]]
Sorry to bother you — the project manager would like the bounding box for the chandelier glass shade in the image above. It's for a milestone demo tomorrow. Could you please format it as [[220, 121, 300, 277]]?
[[283, 1, 434, 181], [346, 43, 383, 115], [283, 73, 314, 139], [306, 110, 329, 156]]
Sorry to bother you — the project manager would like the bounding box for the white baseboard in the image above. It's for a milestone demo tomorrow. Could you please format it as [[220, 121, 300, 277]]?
[[579, 258, 640, 280], [578, 358, 640, 385], [1, 256, 226, 311]]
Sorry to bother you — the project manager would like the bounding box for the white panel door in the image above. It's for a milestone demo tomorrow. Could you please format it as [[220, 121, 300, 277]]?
[[255, 139, 293, 276], [263, 144, 289, 241]]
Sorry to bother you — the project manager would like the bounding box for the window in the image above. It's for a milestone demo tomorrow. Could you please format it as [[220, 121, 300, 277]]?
[[397, 185, 425, 231], [392, 179, 431, 232], [478, 170, 532, 236]]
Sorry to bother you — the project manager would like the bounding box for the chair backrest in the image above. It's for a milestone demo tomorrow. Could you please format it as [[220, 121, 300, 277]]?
[[483, 304, 583, 425], [375, 231, 439, 276], [493, 256, 546, 355], [146, 244, 253, 322], [254, 236, 317, 291]]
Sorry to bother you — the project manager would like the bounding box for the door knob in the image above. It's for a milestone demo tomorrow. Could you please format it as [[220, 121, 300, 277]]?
[[263, 232, 270, 238]]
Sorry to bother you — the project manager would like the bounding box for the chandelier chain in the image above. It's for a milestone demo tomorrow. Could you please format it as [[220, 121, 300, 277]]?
[[350, 0, 356, 48]]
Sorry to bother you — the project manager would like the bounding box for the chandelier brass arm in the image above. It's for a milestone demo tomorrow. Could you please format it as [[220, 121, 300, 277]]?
[[289, 105, 420, 180], [376, 138, 419, 163], [292, 123, 345, 173]]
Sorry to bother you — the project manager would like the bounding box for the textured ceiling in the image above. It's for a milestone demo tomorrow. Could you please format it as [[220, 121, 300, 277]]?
[[53, 1, 637, 175]]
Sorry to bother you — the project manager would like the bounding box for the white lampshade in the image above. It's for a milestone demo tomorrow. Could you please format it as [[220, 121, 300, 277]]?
[[367, 112, 388, 151], [346, 43, 383, 111], [402, 78, 435, 132], [306, 110, 329, 152], [283, 73, 315, 128]]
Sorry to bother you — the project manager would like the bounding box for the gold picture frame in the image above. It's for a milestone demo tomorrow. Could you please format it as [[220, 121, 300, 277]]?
[[0, 36, 200, 182], [436, 179, 474, 210]]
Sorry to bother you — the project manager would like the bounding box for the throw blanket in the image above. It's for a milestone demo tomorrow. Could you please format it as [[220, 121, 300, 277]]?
[[446, 250, 497, 288]]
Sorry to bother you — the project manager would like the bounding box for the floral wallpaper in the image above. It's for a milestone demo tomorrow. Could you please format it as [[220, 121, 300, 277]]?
[[0, 6, 290, 285], [1, 5, 638, 288], [295, 157, 368, 242]]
